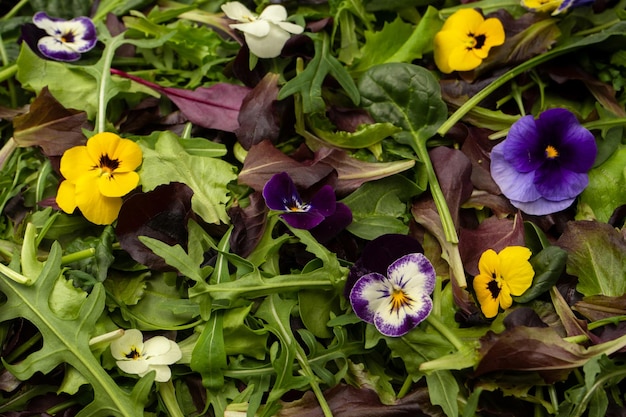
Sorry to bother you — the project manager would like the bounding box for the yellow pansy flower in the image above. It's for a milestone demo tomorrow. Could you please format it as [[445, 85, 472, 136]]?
[[56, 132, 142, 225], [434, 8, 505, 74], [472, 246, 534, 318]]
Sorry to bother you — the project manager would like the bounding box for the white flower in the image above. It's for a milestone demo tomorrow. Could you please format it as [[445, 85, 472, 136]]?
[[221, 1, 304, 58], [110, 329, 182, 382], [32, 12, 97, 62]]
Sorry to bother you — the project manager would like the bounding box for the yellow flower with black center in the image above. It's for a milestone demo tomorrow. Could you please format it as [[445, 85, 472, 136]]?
[[472, 246, 534, 318], [433, 8, 505, 74], [56, 132, 142, 225]]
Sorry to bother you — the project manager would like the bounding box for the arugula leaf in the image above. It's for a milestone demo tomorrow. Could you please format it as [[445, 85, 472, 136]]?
[[0, 242, 152, 417], [278, 32, 360, 114], [139, 131, 237, 225]]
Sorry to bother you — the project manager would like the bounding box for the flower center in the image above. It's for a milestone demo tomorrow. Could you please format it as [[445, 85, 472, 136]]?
[[545, 145, 559, 159], [97, 153, 121, 178], [389, 287, 413, 313], [125, 347, 142, 360], [284, 198, 310, 212], [487, 272, 502, 300], [466, 32, 487, 50]]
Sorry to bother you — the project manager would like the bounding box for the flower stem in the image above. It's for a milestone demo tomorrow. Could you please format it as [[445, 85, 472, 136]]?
[[0, 261, 32, 285], [425, 314, 464, 351], [397, 375, 413, 399]]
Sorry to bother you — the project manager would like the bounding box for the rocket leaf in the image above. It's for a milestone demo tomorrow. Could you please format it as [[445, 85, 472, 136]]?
[[0, 242, 153, 417]]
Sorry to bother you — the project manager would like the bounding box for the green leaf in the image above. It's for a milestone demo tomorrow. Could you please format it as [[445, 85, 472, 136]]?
[[299, 290, 338, 338], [278, 32, 360, 114], [0, 243, 149, 416], [308, 114, 402, 149], [342, 175, 423, 240], [359, 62, 448, 148], [352, 7, 442, 74], [578, 144, 626, 223], [191, 313, 227, 389], [426, 370, 459, 417], [513, 246, 568, 304], [557, 221, 626, 297], [138, 236, 203, 282], [139, 131, 237, 225]]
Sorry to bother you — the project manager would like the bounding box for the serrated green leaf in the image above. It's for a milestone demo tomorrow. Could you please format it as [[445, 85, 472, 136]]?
[[0, 243, 149, 416], [139, 131, 237, 225]]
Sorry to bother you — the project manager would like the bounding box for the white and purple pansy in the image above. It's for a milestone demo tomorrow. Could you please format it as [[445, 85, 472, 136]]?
[[32, 12, 97, 62], [490, 108, 597, 216], [349, 253, 436, 337]]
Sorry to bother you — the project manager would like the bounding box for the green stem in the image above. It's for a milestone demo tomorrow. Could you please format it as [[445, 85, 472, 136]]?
[[0, 63, 17, 82], [158, 380, 185, 417], [425, 314, 465, 351], [411, 139, 458, 244], [572, 369, 626, 417], [397, 375, 413, 399], [583, 118, 626, 131], [96, 34, 126, 133], [60, 248, 96, 265], [1, 0, 29, 20], [0, 261, 32, 285], [3, 332, 43, 364]]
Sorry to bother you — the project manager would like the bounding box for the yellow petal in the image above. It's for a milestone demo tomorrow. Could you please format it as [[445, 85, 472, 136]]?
[[448, 47, 483, 72], [434, 31, 462, 73], [98, 171, 139, 197], [498, 284, 513, 310], [473, 274, 500, 318], [442, 8, 484, 34], [75, 173, 122, 225], [477, 249, 500, 277], [56, 180, 77, 214], [499, 246, 534, 296], [480, 18, 505, 48], [60, 146, 95, 182], [86, 132, 142, 173]]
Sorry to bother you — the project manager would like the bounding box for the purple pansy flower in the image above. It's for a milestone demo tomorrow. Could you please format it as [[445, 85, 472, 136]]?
[[490, 108, 597, 215], [350, 253, 436, 337], [31, 12, 97, 62], [262, 172, 350, 232], [554, 0, 596, 14]]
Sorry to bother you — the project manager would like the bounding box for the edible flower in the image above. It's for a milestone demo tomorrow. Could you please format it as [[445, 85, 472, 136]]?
[[221, 1, 304, 58], [56, 132, 142, 225], [32, 12, 97, 62], [262, 171, 350, 232], [110, 329, 182, 382], [522, 0, 595, 15], [490, 108, 597, 215], [472, 247, 534, 318], [433, 8, 505, 74], [349, 253, 436, 337]]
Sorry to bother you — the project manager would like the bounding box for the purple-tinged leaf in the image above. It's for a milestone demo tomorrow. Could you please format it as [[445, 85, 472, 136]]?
[[111, 69, 250, 132], [430, 146, 473, 229], [12, 87, 90, 156], [459, 214, 525, 276], [236, 72, 284, 150], [475, 325, 626, 382], [574, 294, 626, 321], [228, 191, 268, 258], [116, 182, 195, 271]]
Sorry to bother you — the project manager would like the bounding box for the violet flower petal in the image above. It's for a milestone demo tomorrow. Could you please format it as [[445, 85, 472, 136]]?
[[556, 125, 597, 173], [309, 185, 337, 217], [534, 163, 589, 200], [490, 143, 542, 203], [310, 202, 352, 243], [349, 272, 386, 324], [502, 115, 544, 173], [510, 196, 576, 216], [262, 172, 302, 211], [280, 210, 326, 229]]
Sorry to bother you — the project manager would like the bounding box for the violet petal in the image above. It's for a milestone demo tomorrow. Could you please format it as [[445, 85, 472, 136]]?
[[510, 196, 576, 216], [534, 163, 589, 200], [280, 210, 325, 229], [490, 143, 542, 203], [309, 185, 337, 217], [262, 172, 302, 211], [502, 115, 544, 173]]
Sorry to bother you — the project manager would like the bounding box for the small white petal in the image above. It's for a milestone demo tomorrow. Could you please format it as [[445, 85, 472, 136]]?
[[222, 2, 257, 22], [146, 342, 182, 366], [277, 21, 304, 34], [143, 336, 173, 356], [117, 359, 150, 375], [259, 5, 288, 23], [244, 26, 290, 58], [110, 329, 144, 360], [231, 20, 271, 37], [147, 365, 173, 382]]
